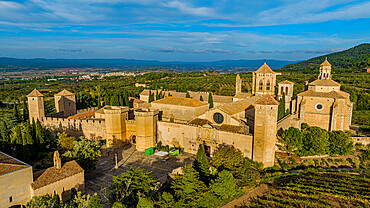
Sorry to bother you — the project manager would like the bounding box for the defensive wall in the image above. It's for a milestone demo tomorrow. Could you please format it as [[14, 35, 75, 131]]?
[[76, 107, 98, 114], [42, 117, 106, 140]]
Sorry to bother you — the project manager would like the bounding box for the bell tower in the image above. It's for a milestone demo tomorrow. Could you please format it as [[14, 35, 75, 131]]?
[[252, 62, 277, 96], [235, 74, 242, 95], [318, 57, 332, 80]]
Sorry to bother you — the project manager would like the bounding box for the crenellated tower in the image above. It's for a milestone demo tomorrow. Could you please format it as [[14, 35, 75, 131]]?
[[27, 89, 45, 122]]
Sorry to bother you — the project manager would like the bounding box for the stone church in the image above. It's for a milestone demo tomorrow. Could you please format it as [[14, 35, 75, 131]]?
[[26, 59, 352, 168]]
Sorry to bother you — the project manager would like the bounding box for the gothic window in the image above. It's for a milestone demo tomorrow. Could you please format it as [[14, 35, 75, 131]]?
[[213, 113, 224, 124], [259, 81, 263, 91], [280, 86, 284, 95], [266, 80, 271, 91]]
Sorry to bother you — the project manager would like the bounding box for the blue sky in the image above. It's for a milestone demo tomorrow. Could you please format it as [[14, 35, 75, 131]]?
[[0, 0, 369, 61]]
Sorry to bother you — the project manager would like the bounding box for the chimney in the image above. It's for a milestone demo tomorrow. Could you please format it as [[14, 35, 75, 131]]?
[[53, 151, 62, 169]]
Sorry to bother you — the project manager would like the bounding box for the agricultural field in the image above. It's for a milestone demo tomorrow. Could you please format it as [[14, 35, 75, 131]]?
[[247, 172, 370, 208]]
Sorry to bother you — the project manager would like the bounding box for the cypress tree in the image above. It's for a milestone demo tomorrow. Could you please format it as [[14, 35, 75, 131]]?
[[200, 95, 203, 101], [97, 97, 102, 108], [208, 93, 214, 109], [124, 90, 129, 107], [0, 122, 11, 154], [22, 97, 28, 122], [110, 94, 120, 106], [119, 95, 124, 106], [12, 124, 23, 159], [148, 90, 153, 103], [36, 119, 45, 146], [13, 102, 20, 123], [22, 122, 34, 161], [186, 92, 190, 98], [155, 90, 159, 100], [193, 144, 210, 184]]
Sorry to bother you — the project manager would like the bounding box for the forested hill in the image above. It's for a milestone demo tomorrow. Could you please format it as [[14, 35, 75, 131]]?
[[281, 43, 370, 73]]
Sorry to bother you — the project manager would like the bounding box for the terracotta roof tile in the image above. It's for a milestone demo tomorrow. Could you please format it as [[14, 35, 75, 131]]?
[[31, 160, 83, 190], [0, 152, 29, 175], [55, 89, 75, 96], [67, 111, 95, 119], [219, 95, 261, 115], [320, 58, 332, 67], [255, 95, 279, 105], [216, 124, 244, 133], [152, 97, 208, 107], [279, 80, 294, 85], [27, 89, 43, 97], [297, 90, 348, 99], [254, 62, 275, 74], [233, 92, 252, 99], [309, 79, 340, 86]]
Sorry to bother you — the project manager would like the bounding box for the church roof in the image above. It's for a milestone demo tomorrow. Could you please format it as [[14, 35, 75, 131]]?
[[255, 94, 280, 105], [279, 80, 294, 85], [0, 151, 30, 176], [151, 97, 208, 107], [31, 160, 83, 190], [27, 89, 43, 97], [216, 124, 244, 134], [233, 92, 252, 99], [320, 58, 332, 67], [55, 89, 75, 96], [309, 79, 341, 87], [297, 90, 349, 99], [254, 62, 275, 74], [219, 95, 261, 115]]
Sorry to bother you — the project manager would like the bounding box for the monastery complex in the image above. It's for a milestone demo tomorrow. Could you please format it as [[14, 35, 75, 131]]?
[[24, 58, 353, 167], [0, 58, 354, 207]]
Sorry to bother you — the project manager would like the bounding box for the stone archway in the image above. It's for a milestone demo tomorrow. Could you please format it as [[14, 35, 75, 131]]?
[[130, 135, 136, 144]]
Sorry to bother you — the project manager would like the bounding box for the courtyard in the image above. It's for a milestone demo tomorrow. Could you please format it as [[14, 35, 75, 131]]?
[[85, 144, 195, 201]]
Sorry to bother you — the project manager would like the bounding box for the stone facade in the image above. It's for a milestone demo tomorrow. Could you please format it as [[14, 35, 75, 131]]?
[[27, 89, 45, 122], [54, 90, 77, 117], [252, 63, 277, 96], [0, 155, 33, 207]]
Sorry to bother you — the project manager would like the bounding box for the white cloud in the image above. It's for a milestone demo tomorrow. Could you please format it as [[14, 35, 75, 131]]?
[[163, 1, 214, 17]]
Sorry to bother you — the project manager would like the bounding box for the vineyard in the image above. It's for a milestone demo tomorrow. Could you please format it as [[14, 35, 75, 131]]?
[[248, 172, 370, 208]]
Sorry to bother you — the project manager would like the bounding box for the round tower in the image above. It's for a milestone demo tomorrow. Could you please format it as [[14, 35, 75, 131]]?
[[134, 109, 159, 151], [104, 106, 129, 147]]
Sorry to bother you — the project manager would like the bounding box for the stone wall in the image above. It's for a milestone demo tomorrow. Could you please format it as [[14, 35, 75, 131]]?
[[77, 107, 98, 114], [42, 117, 106, 140], [31, 172, 84, 201], [0, 166, 33, 207], [157, 121, 253, 158], [352, 137, 370, 146], [277, 113, 301, 135]]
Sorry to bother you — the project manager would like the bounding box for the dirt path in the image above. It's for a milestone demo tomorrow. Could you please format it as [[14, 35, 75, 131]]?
[[221, 183, 273, 208]]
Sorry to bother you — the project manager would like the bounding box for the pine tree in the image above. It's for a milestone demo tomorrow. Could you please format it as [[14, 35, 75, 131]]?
[[208, 93, 214, 109], [22, 97, 28, 122], [186, 92, 190, 98], [110, 94, 120, 106], [210, 170, 239, 202], [193, 144, 210, 184], [200, 95, 203, 101]]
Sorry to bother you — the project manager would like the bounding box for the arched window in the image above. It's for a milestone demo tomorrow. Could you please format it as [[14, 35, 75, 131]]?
[[281, 86, 284, 95], [285, 87, 288, 95], [266, 80, 271, 91], [259, 81, 263, 91]]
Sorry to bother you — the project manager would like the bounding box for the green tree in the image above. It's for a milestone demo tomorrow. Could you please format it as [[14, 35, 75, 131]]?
[[186, 92, 190, 98], [155, 90, 160, 100], [22, 96, 29, 122], [0, 121, 11, 154], [21, 122, 34, 161], [193, 144, 210, 183], [157, 192, 176, 208], [11, 124, 23, 159], [57, 133, 76, 152], [63, 139, 102, 172], [328, 131, 353, 155], [211, 145, 245, 175], [112, 202, 126, 208], [13, 102, 20, 123], [110, 94, 120, 106], [200, 95, 204, 101], [87, 195, 103, 208], [170, 165, 207, 207], [210, 170, 240, 202], [281, 127, 303, 156], [137, 197, 154, 208], [278, 92, 286, 120], [26, 194, 61, 208], [36, 119, 45, 147], [208, 93, 214, 108], [110, 166, 158, 207], [301, 127, 330, 156], [148, 90, 153, 103]]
